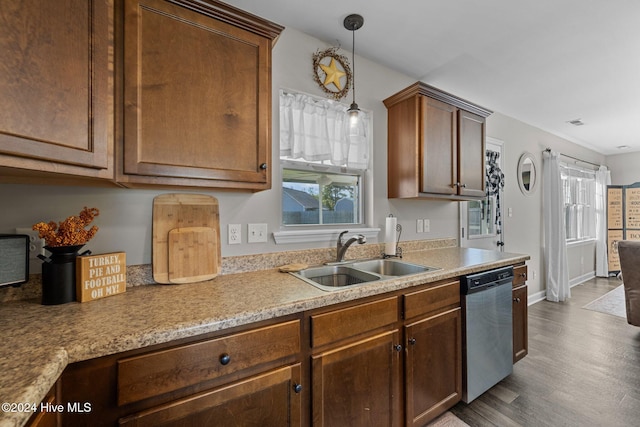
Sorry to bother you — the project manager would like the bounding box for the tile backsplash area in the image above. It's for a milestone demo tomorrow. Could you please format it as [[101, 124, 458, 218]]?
[[1, 238, 456, 303]]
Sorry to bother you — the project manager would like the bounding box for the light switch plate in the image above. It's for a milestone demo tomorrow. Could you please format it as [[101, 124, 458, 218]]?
[[248, 223, 268, 243]]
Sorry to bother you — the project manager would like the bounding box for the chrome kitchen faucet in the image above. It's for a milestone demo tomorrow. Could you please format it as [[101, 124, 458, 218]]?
[[336, 230, 366, 262]]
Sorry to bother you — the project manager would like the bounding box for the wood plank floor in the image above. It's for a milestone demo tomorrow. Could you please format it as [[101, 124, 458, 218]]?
[[451, 277, 640, 427]]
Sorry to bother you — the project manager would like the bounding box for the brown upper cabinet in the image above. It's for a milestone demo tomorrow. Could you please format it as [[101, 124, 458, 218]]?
[[0, 0, 114, 181], [117, 0, 282, 190], [0, 0, 282, 191], [383, 82, 492, 200]]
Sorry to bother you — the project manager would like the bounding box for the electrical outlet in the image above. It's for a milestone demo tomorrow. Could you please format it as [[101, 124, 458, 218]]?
[[228, 224, 241, 245], [16, 228, 45, 259], [423, 219, 430, 233], [416, 219, 424, 233], [247, 223, 268, 243], [16, 228, 45, 274]]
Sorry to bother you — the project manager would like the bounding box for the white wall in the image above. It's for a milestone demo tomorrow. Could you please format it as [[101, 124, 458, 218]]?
[[607, 151, 640, 185]]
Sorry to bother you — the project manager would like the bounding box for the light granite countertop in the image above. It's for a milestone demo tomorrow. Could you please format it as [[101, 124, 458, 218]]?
[[0, 245, 528, 427]]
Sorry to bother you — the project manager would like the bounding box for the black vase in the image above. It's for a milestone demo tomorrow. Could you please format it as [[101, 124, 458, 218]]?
[[41, 245, 86, 305]]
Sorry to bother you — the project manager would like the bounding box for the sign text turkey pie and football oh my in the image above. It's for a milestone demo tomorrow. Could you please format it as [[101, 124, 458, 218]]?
[[76, 252, 126, 302]]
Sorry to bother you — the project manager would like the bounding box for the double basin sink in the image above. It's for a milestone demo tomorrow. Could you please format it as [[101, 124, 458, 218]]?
[[291, 258, 439, 292]]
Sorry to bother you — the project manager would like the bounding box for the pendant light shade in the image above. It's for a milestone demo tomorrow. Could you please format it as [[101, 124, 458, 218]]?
[[344, 14, 364, 138]]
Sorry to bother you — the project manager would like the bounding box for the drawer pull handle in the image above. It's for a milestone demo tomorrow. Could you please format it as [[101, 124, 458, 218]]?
[[394, 344, 403, 352], [219, 353, 231, 365], [293, 383, 303, 394], [408, 338, 416, 346]]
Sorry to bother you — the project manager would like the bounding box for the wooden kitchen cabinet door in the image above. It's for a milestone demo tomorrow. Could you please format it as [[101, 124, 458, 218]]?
[[513, 284, 528, 363], [457, 109, 486, 198], [120, 0, 281, 190], [119, 364, 302, 427], [0, 0, 113, 179], [421, 97, 458, 196], [311, 330, 402, 427], [404, 307, 462, 427]]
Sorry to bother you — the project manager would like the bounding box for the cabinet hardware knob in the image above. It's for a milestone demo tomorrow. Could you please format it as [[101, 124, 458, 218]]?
[[219, 353, 231, 365], [520, 273, 527, 278], [259, 163, 268, 170], [453, 182, 461, 188], [394, 344, 403, 352], [496, 241, 505, 247], [293, 383, 303, 393], [460, 183, 467, 188], [513, 297, 521, 303], [408, 338, 416, 346]]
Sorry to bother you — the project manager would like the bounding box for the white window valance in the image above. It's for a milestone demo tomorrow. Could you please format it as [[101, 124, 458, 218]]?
[[279, 91, 370, 169]]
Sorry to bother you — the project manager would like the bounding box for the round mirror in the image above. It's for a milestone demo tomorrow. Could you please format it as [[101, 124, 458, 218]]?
[[517, 152, 538, 195]]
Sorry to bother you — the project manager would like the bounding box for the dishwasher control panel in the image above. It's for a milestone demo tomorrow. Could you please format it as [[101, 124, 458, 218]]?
[[461, 266, 514, 294]]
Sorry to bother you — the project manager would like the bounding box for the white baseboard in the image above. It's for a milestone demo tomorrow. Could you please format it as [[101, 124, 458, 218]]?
[[529, 270, 596, 306], [570, 271, 595, 287], [528, 289, 546, 306]]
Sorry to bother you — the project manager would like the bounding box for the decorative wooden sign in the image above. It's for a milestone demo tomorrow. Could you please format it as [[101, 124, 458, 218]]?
[[625, 187, 640, 229], [607, 229, 622, 273], [76, 252, 126, 302], [607, 187, 623, 229]]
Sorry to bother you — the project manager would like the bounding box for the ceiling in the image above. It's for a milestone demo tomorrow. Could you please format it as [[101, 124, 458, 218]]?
[[224, 0, 640, 155]]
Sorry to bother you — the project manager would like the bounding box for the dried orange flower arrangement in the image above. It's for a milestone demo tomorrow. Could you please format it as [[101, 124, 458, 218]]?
[[33, 207, 100, 247]]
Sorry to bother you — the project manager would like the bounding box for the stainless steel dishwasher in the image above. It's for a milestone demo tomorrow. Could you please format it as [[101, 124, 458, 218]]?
[[461, 266, 514, 403]]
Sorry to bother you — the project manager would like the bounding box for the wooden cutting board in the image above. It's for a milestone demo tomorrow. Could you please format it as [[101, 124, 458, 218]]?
[[153, 194, 221, 284], [168, 227, 218, 284]]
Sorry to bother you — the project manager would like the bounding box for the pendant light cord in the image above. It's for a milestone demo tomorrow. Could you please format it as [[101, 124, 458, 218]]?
[[351, 28, 356, 106]]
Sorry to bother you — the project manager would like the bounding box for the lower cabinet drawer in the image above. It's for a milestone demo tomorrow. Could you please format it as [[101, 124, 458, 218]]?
[[117, 320, 300, 405], [310, 296, 398, 348], [403, 280, 460, 320], [513, 265, 528, 286], [119, 364, 302, 427]]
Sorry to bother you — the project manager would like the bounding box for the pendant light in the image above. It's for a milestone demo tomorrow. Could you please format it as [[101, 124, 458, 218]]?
[[343, 14, 364, 138]]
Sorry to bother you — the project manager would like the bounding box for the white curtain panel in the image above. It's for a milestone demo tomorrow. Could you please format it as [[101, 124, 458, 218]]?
[[279, 91, 369, 169], [595, 166, 611, 277], [543, 150, 570, 302]]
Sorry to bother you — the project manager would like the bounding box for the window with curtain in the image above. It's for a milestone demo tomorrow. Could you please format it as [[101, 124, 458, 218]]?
[[560, 163, 596, 242], [279, 90, 371, 226]]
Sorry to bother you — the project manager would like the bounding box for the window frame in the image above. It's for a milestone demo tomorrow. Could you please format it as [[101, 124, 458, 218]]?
[[560, 162, 597, 244]]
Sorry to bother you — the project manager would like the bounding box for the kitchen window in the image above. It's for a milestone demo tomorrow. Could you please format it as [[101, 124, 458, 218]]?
[[282, 163, 363, 225], [561, 163, 596, 243], [278, 90, 370, 228]]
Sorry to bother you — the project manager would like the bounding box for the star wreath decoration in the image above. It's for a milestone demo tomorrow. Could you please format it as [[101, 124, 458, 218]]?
[[312, 47, 352, 100]]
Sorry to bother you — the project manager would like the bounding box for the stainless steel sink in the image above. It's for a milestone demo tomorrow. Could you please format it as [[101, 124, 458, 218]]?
[[350, 259, 435, 276], [291, 259, 439, 292], [292, 265, 380, 291]]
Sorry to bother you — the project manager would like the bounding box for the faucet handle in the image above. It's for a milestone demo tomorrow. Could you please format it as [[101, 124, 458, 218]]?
[[338, 230, 349, 244]]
